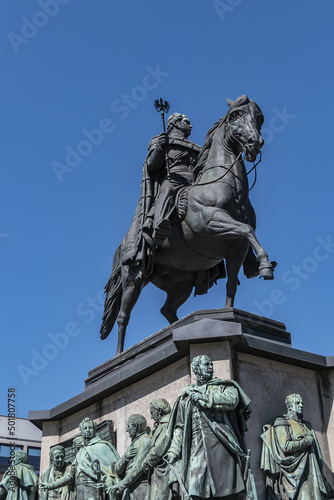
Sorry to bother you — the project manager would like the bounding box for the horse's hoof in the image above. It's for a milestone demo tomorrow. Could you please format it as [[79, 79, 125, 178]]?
[[259, 265, 274, 280], [245, 260, 277, 279]]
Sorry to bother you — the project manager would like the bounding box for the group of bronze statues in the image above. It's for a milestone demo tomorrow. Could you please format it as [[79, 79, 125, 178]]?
[[1, 355, 333, 500]]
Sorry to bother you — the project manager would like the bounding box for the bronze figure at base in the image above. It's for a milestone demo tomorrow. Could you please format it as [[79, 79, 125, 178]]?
[[261, 394, 334, 500]]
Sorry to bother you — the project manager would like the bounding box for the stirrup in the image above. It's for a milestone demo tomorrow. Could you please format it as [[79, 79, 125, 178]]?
[[154, 233, 167, 246]]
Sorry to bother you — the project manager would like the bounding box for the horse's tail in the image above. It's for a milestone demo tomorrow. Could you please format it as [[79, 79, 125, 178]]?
[[100, 245, 123, 340]]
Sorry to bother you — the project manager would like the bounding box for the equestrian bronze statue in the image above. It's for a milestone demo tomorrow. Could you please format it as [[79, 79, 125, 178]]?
[[101, 95, 275, 354]]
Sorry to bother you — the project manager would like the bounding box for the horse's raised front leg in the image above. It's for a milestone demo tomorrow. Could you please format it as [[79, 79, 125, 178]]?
[[117, 265, 147, 354], [208, 209, 274, 280]]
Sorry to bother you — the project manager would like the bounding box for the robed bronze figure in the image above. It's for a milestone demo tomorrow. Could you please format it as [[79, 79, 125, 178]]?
[[142, 398, 172, 500], [166, 355, 257, 500], [39, 445, 74, 499], [261, 394, 334, 500], [0, 450, 38, 500], [109, 414, 151, 500]]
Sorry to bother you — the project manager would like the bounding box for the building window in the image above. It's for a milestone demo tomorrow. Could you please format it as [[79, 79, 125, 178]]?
[[0, 444, 23, 473], [27, 447, 41, 474]]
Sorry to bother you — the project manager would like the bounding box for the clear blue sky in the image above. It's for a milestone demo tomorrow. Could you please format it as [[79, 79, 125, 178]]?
[[1, 0, 333, 418]]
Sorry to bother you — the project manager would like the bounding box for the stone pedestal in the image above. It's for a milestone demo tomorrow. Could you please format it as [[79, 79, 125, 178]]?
[[29, 308, 334, 497]]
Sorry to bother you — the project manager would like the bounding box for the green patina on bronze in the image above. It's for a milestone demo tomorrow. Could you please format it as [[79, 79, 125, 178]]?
[[166, 355, 257, 500], [143, 398, 172, 500], [109, 414, 150, 500], [39, 445, 74, 499], [40, 417, 119, 500], [0, 450, 38, 500], [261, 394, 334, 500]]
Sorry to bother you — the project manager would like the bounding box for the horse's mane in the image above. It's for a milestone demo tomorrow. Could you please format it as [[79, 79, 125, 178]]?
[[194, 95, 255, 180], [193, 118, 223, 179]]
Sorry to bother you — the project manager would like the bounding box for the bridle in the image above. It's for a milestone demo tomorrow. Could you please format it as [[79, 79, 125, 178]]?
[[194, 151, 262, 189], [194, 152, 243, 186], [247, 150, 262, 191]]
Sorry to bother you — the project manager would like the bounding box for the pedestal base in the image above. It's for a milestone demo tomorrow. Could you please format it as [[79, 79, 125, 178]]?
[[29, 308, 334, 497]]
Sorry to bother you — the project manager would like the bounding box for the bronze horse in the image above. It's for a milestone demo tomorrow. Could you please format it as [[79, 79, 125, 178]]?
[[101, 96, 275, 354]]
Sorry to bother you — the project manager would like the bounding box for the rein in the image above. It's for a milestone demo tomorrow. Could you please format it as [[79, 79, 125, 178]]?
[[194, 152, 242, 186], [194, 150, 261, 188], [193, 97, 263, 189], [247, 151, 262, 191]]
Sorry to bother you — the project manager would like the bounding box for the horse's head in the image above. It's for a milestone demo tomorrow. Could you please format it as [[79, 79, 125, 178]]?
[[224, 95, 264, 162]]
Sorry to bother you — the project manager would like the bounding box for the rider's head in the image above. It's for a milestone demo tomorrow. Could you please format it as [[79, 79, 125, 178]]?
[[167, 113, 192, 138]]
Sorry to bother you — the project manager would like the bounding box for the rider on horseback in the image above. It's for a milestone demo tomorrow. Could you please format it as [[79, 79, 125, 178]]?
[[149, 112, 201, 244], [121, 113, 201, 273], [101, 96, 276, 353]]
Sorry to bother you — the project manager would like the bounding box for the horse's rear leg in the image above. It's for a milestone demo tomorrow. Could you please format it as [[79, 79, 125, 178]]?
[[154, 271, 195, 324], [117, 266, 147, 354], [225, 244, 249, 308]]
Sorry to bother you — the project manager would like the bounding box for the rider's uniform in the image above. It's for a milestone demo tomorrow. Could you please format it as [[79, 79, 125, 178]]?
[[121, 134, 200, 272], [146, 135, 200, 244]]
